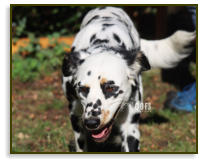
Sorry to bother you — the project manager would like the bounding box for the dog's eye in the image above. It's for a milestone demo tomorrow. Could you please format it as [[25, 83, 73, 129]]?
[[105, 85, 116, 93], [80, 87, 88, 92], [78, 86, 90, 97]]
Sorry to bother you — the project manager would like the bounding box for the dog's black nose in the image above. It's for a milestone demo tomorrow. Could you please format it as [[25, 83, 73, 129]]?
[[84, 118, 100, 129]]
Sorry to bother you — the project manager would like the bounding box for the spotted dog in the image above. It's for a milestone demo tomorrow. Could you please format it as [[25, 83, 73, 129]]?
[[62, 7, 195, 152]]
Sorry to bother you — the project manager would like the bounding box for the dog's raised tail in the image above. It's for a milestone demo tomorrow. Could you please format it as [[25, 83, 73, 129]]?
[[140, 30, 196, 69]]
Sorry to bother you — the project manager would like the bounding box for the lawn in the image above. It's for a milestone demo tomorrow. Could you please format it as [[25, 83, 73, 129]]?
[[11, 67, 197, 153]]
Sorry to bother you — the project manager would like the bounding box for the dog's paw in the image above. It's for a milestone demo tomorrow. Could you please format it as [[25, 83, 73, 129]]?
[[169, 30, 196, 55]]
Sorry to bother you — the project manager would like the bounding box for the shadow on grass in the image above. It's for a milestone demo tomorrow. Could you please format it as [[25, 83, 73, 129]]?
[[140, 112, 169, 124]]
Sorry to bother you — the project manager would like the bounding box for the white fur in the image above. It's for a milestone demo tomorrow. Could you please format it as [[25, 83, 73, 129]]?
[[141, 30, 196, 68]]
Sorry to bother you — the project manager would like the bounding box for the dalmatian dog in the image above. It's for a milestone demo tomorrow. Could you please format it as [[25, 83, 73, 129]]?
[[62, 7, 195, 152]]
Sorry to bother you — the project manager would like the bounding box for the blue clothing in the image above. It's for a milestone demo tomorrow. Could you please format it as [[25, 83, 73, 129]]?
[[167, 6, 196, 112], [170, 82, 196, 112]]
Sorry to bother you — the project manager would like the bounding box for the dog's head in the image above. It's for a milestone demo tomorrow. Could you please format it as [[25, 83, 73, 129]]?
[[63, 49, 150, 142]]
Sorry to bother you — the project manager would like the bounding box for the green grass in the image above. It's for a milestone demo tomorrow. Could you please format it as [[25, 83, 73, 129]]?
[[140, 109, 196, 152], [11, 67, 197, 153]]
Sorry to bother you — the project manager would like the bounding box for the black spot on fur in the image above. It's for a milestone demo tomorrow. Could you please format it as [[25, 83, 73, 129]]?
[[91, 100, 101, 110], [62, 52, 84, 76], [127, 136, 139, 152], [86, 102, 93, 108], [121, 43, 126, 49], [138, 91, 141, 101], [119, 49, 136, 66], [134, 79, 139, 86], [102, 23, 114, 30], [79, 59, 85, 65], [98, 76, 101, 79], [128, 85, 138, 104], [131, 113, 140, 123], [137, 52, 151, 71], [128, 32, 135, 45], [65, 82, 77, 101], [92, 99, 102, 110], [92, 110, 101, 117], [111, 48, 145, 66], [132, 85, 138, 92], [113, 33, 121, 43], [93, 103, 98, 109], [86, 15, 100, 25], [114, 90, 124, 98], [90, 34, 96, 43], [102, 16, 112, 20], [102, 23, 114, 27], [62, 56, 71, 77], [111, 12, 121, 18], [77, 138, 84, 149], [69, 52, 82, 66], [70, 115, 80, 132], [96, 99, 102, 106], [118, 19, 129, 28], [87, 71, 91, 76], [92, 39, 109, 45], [80, 48, 90, 54]]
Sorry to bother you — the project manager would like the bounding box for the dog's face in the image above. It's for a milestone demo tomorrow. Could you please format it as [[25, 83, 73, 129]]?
[[75, 53, 131, 142], [71, 50, 150, 142], [62, 48, 150, 142]]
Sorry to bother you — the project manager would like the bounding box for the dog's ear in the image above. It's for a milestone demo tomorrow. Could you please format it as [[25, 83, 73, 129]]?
[[129, 51, 150, 75], [62, 51, 84, 77]]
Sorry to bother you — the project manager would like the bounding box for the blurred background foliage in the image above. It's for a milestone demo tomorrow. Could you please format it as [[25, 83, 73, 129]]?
[[12, 6, 95, 38], [11, 6, 159, 82], [12, 6, 97, 82]]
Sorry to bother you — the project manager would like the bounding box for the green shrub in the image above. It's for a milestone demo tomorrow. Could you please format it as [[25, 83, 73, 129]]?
[[12, 33, 69, 82]]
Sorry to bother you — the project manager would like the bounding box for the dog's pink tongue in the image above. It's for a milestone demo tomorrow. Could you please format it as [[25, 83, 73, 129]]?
[[92, 128, 108, 139]]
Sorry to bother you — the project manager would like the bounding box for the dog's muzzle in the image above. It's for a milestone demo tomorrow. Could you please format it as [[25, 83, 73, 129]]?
[[84, 103, 123, 143]]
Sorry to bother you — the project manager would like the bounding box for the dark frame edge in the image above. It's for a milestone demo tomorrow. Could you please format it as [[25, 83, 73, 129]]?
[[10, 3, 198, 155]]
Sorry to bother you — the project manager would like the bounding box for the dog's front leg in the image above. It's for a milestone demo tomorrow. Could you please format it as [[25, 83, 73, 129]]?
[[69, 101, 85, 152], [72, 130, 84, 152], [120, 123, 140, 152], [120, 104, 141, 152], [70, 114, 84, 152]]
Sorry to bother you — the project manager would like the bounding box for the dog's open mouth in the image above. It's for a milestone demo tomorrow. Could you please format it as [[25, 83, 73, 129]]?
[[90, 103, 122, 143], [90, 119, 113, 142]]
